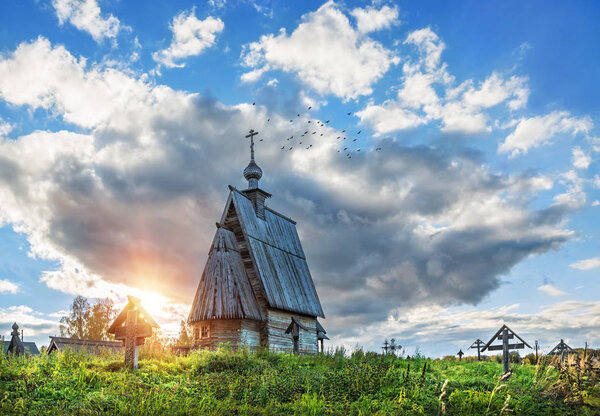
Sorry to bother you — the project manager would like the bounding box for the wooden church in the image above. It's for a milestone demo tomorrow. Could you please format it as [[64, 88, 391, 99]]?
[[188, 130, 327, 354]]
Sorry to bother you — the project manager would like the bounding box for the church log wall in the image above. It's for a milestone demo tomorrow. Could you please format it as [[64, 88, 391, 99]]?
[[266, 309, 318, 355]]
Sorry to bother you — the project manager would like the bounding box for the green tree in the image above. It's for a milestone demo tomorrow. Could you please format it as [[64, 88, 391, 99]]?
[[86, 298, 116, 340], [176, 320, 191, 346], [60, 296, 116, 340], [60, 296, 90, 339]]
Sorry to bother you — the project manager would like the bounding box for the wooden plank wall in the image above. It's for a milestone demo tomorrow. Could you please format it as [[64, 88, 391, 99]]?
[[240, 320, 261, 351], [266, 309, 318, 355], [191, 319, 262, 350]]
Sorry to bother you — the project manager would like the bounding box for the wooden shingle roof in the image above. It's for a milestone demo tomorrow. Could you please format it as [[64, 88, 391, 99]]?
[[107, 296, 159, 334], [2, 340, 39, 355], [188, 226, 262, 322], [47, 337, 122, 354], [224, 189, 324, 318]]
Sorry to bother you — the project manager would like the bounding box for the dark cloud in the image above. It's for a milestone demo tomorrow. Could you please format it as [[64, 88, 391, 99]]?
[[0, 38, 576, 335]]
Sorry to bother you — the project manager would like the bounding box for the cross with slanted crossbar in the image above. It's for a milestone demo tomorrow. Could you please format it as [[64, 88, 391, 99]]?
[[470, 339, 484, 361], [245, 129, 259, 161]]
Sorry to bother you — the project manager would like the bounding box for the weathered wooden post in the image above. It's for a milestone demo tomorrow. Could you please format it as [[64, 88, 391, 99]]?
[[501, 327, 510, 373], [457, 349, 464, 361], [481, 324, 531, 375], [535, 340, 539, 362], [584, 341, 588, 360], [124, 310, 138, 368], [316, 320, 328, 354], [470, 339, 484, 361], [108, 296, 159, 369]]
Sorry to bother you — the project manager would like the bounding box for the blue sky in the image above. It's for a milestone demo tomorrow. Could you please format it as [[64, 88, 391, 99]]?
[[0, 0, 598, 357]]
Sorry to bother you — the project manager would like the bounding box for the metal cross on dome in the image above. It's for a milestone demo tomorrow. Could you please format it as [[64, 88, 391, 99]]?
[[245, 129, 259, 161]]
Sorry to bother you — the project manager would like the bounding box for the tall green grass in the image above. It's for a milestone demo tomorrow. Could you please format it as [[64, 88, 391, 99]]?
[[0, 346, 597, 415]]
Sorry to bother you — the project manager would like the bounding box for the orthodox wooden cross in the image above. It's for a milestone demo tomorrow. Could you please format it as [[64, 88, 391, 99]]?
[[285, 317, 308, 355], [107, 296, 159, 369], [481, 324, 532, 374], [548, 339, 577, 364], [457, 349, 464, 361], [6, 322, 24, 356], [382, 339, 389, 354], [389, 338, 400, 355], [245, 129, 259, 161], [470, 339, 484, 361]]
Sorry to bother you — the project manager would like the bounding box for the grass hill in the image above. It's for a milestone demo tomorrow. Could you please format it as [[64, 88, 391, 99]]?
[[0, 346, 598, 415]]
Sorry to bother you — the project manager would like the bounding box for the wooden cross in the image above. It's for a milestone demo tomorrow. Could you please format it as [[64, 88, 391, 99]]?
[[382, 339, 389, 354], [389, 338, 399, 355], [548, 339, 577, 365], [107, 296, 158, 369], [245, 129, 259, 161], [457, 349, 464, 361], [470, 339, 484, 361], [285, 317, 308, 355], [535, 340, 539, 362], [481, 324, 532, 374]]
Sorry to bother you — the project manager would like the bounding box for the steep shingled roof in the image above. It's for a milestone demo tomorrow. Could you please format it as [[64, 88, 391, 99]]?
[[188, 226, 262, 321], [222, 189, 324, 318]]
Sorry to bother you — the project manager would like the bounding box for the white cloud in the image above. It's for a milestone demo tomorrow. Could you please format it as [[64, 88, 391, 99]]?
[[208, 0, 227, 8], [52, 0, 121, 43], [153, 10, 224, 68], [0, 305, 59, 337], [0, 37, 579, 342], [537, 284, 567, 296], [592, 200, 600, 207], [356, 103, 426, 134], [0, 118, 13, 136], [350, 5, 399, 34], [330, 300, 600, 355], [592, 174, 600, 189], [0, 279, 18, 294], [570, 257, 600, 271], [358, 29, 529, 136], [240, 1, 399, 99], [462, 72, 529, 111], [499, 111, 592, 157], [240, 66, 269, 84], [571, 146, 591, 169]]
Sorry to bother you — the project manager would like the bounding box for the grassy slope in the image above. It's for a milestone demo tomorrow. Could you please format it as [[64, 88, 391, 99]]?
[[0, 347, 597, 415]]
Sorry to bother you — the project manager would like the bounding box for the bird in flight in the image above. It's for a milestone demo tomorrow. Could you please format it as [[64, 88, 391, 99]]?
[[308, 106, 312, 110], [347, 112, 351, 115], [353, 139, 357, 142], [253, 102, 256, 105]]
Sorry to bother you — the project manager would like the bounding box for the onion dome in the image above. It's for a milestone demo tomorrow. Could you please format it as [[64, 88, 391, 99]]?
[[244, 159, 262, 189]]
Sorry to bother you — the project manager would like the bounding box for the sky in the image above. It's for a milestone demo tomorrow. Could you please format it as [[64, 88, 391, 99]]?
[[0, 0, 599, 358]]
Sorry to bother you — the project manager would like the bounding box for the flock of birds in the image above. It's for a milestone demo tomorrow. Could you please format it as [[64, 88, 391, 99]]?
[[251, 102, 383, 159]]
